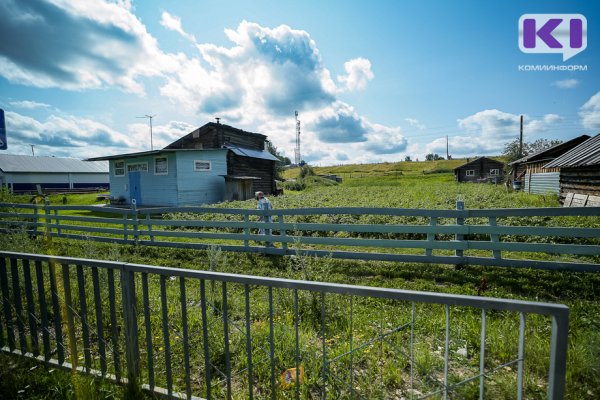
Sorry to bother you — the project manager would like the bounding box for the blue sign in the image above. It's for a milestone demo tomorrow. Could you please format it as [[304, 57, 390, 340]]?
[[0, 108, 6, 150]]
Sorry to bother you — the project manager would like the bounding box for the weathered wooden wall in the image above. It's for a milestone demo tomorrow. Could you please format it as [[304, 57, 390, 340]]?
[[559, 166, 600, 199]]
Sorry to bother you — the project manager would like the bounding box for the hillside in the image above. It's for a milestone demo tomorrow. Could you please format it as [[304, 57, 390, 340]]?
[[282, 157, 507, 180]]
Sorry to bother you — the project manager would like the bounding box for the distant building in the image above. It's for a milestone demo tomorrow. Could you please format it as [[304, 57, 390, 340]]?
[[88, 122, 279, 206], [454, 157, 504, 183], [544, 133, 600, 202], [0, 154, 108, 193], [508, 135, 590, 195]]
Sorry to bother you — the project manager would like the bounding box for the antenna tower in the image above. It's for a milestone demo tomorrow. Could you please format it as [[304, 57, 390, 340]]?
[[294, 110, 301, 165]]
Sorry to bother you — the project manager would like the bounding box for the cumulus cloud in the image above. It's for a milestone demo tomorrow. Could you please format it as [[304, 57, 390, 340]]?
[[337, 58, 374, 91], [423, 109, 562, 158], [0, 0, 177, 93], [311, 102, 368, 143], [552, 79, 579, 89], [4, 110, 196, 158], [160, 11, 196, 42], [9, 100, 51, 109], [579, 91, 600, 130]]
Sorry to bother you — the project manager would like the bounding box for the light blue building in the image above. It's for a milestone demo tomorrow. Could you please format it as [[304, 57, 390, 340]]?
[[88, 122, 279, 206]]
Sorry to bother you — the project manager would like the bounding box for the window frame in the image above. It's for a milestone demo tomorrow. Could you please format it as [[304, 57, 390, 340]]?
[[154, 156, 168, 176], [465, 169, 475, 176], [489, 168, 500, 176], [126, 162, 148, 173], [114, 160, 125, 177], [193, 160, 212, 172]]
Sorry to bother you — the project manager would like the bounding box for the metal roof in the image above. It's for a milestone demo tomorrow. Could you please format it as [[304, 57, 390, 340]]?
[[85, 149, 212, 161], [544, 133, 600, 168], [508, 135, 590, 165], [453, 157, 503, 170], [224, 145, 279, 161], [0, 154, 108, 173]]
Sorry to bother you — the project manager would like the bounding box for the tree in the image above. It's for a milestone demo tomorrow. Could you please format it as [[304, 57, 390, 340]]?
[[503, 138, 563, 163], [404, 156, 412, 162], [425, 153, 444, 161]]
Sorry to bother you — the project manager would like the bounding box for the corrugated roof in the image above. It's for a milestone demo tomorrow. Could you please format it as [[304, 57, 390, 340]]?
[[508, 135, 590, 165], [225, 145, 279, 161], [544, 133, 600, 168], [0, 154, 108, 173]]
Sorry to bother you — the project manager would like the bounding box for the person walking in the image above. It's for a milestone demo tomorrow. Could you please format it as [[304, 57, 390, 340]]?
[[256, 191, 274, 247]]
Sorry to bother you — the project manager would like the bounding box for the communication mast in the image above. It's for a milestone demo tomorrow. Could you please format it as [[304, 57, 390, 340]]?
[[294, 110, 301, 165]]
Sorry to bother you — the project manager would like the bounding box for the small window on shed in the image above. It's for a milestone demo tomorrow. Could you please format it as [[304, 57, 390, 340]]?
[[155, 156, 168, 175], [194, 160, 212, 171], [490, 169, 499, 175], [114, 161, 125, 176], [466, 170, 475, 176]]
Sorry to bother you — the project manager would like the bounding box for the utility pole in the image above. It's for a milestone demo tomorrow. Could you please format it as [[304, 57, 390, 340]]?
[[30, 144, 35, 156], [294, 111, 301, 165], [519, 115, 524, 157], [446, 135, 449, 160], [137, 114, 156, 150]]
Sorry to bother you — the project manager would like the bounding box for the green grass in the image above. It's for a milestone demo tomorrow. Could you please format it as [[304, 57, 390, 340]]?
[[0, 173, 599, 399]]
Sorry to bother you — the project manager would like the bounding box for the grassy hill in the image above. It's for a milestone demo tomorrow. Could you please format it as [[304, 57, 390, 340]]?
[[283, 157, 507, 180]]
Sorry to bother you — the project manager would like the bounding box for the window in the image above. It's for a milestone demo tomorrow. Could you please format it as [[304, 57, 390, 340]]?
[[127, 162, 148, 173], [490, 169, 499, 175], [194, 160, 212, 171], [114, 161, 125, 176], [155, 156, 168, 175], [466, 170, 475, 176]]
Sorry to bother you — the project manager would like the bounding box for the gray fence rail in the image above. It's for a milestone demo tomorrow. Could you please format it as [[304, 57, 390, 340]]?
[[1, 201, 599, 271], [0, 251, 568, 399]]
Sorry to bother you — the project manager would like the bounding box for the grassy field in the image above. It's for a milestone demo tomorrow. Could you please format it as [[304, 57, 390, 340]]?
[[0, 172, 599, 399]]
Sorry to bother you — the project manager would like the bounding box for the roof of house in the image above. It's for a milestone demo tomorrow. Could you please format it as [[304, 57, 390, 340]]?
[[224, 144, 279, 161], [508, 135, 591, 166], [0, 154, 108, 173], [165, 122, 266, 150], [453, 157, 504, 170], [544, 133, 600, 168], [85, 148, 221, 161]]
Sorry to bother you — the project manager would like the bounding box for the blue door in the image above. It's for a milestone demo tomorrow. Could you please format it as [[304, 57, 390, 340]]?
[[129, 171, 142, 205]]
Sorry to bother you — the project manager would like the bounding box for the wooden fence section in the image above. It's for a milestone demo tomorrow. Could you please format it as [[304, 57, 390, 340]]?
[[1, 201, 599, 272]]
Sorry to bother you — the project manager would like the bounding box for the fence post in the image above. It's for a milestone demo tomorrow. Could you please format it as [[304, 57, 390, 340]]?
[[279, 212, 288, 252], [455, 200, 464, 259], [54, 208, 61, 237], [121, 264, 140, 394], [146, 213, 154, 243], [426, 216, 436, 257], [548, 308, 569, 399], [244, 213, 250, 249], [31, 205, 39, 238], [489, 216, 501, 259], [44, 199, 51, 238], [131, 200, 139, 244]]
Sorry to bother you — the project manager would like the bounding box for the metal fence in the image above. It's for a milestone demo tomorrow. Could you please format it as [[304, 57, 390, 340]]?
[[0, 251, 568, 399], [1, 201, 599, 272]]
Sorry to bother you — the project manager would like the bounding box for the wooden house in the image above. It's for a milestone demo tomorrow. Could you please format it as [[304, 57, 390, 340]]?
[[454, 157, 504, 183], [88, 122, 279, 206], [544, 133, 600, 202], [508, 135, 590, 195], [0, 154, 108, 193]]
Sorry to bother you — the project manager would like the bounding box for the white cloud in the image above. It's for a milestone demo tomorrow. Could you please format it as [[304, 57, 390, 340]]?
[[160, 11, 196, 42], [405, 118, 425, 130], [9, 100, 51, 109], [422, 109, 562, 158], [0, 0, 178, 94], [552, 79, 579, 89], [579, 91, 600, 130], [337, 58, 374, 91]]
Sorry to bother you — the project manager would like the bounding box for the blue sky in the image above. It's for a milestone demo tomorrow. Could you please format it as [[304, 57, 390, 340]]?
[[0, 0, 599, 164]]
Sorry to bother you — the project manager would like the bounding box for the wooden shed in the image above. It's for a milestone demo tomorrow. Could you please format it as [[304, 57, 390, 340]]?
[[508, 135, 590, 195], [544, 133, 600, 202], [454, 157, 504, 183], [0, 154, 108, 193], [88, 122, 279, 206]]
